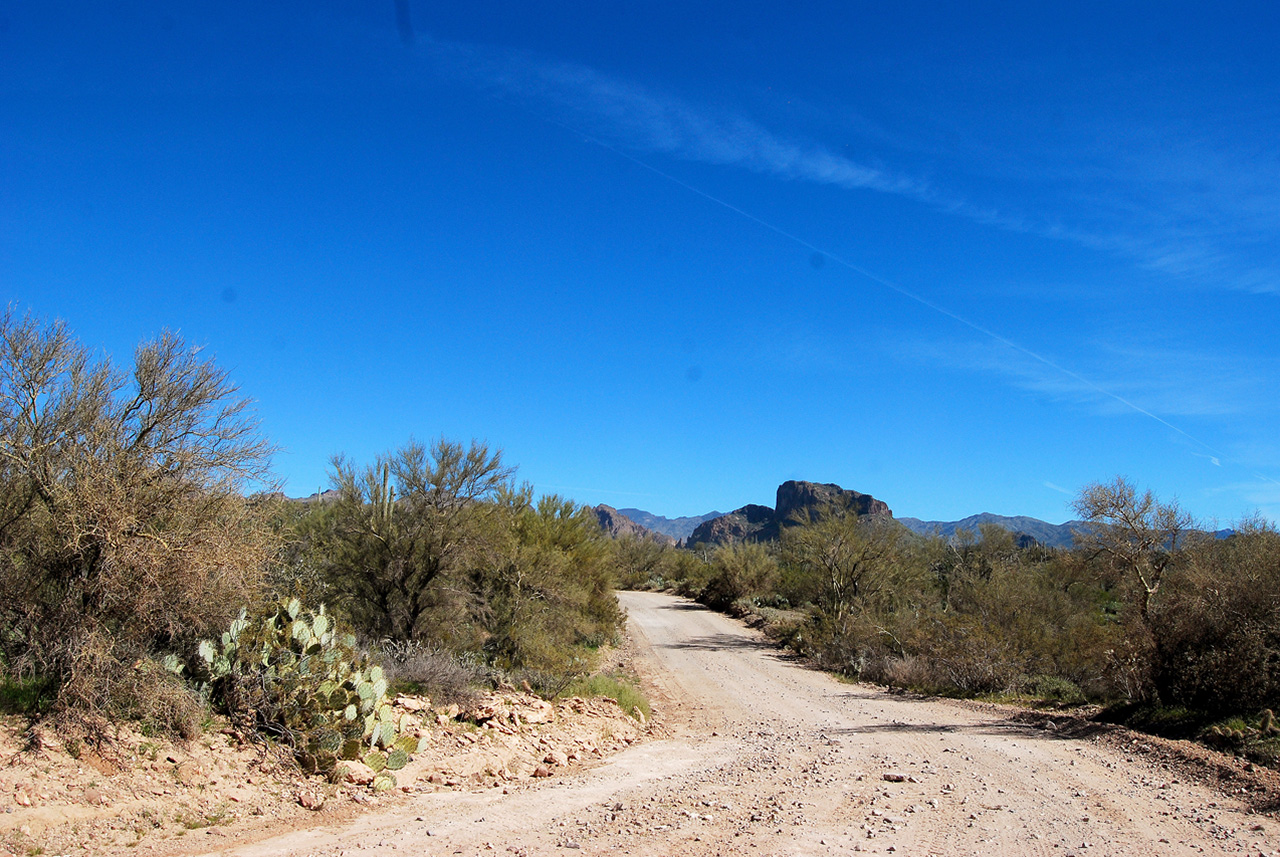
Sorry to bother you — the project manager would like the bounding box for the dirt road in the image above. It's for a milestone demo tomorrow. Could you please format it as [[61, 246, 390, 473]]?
[[197, 591, 1278, 857]]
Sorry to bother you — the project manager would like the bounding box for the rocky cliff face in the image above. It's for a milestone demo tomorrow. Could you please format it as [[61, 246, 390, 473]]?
[[687, 481, 893, 546], [775, 481, 890, 524], [594, 504, 676, 545]]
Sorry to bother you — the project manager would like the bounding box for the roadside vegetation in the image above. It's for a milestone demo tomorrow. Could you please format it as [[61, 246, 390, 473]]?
[[628, 481, 1280, 769], [0, 312, 638, 773]]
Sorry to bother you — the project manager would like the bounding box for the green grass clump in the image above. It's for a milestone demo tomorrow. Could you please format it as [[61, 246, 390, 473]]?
[[562, 674, 650, 722], [0, 673, 56, 716]]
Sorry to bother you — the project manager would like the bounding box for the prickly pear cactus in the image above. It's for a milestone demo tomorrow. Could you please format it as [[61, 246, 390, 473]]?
[[385, 748, 409, 771], [196, 598, 423, 777]]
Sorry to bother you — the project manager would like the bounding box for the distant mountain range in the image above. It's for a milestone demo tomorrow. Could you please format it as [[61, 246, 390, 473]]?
[[613, 486, 1083, 548], [295, 485, 1231, 550], [593, 505, 677, 545], [685, 481, 892, 546], [613, 508, 724, 542], [896, 514, 1082, 548]]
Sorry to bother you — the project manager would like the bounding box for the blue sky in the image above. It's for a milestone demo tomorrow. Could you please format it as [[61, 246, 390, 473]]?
[[4, 1, 1279, 525]]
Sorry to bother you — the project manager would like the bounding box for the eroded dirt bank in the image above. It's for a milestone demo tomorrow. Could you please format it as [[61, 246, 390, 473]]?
[[159, 590, 1278, 857]]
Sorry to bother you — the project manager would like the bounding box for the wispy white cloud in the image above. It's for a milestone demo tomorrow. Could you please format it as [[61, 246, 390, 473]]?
[[431, 36, 1280, 473], [1205, 480, 1280, 524], [1043, 481, 1074, 496], [425, 34, 1280, 296], [918, 114, 1280, 294], [434, 39, 934, 201], [896, 336, 1276, 420]]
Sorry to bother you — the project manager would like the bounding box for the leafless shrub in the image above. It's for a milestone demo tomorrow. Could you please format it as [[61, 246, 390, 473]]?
[[369, 639, 485, 707], [0, 310, 276, 734]]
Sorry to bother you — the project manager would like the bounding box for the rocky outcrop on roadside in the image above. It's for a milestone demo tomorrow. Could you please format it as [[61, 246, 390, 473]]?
[[687, 480, 893, 546]]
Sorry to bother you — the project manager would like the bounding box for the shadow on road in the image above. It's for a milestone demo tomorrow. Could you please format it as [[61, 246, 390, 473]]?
[[661, 632, 775, 652], [657, 601, 709, 611], [822, 690, 1115, 742]]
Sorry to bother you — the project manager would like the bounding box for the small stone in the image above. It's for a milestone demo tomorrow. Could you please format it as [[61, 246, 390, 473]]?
[[175, 760, 206, 785], [533, 766, 553, 778], [521, 700, 556, 724], [341, 761, 376, 785], [397, 695, 427, 712], [297, 789, 325, 810]]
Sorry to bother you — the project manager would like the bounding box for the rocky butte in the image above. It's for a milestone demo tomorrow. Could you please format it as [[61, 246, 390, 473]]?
[[687, 480, 892, 546], [593, 504, 676, 545]]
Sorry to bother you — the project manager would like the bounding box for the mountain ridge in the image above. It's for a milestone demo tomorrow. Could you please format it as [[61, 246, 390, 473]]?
[[686, 480, 893, 546], [593, 505, 677, 545], [617, 492, 1080, 548], [614, 507, 724, 542], [896, 513, 1083, 548]]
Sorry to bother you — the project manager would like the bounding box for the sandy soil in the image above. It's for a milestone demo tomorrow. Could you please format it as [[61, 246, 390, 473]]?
[[8, 592, 1280, 857], [0, 683, 644, 856]]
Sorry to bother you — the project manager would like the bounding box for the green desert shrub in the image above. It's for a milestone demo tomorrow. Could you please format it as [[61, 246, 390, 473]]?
[[671, 554, 716, 600], [787, 608, 894, 679], [1148, 519, 1280, 712], [479, 494, 624, 681], [611, 535, 680, 590], [699, 542, 779, 611]]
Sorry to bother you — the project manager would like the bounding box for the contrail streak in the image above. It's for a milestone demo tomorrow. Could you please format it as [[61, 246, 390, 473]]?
[[444, 40, 1279, 494], [554, 121, 1234, 461]]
